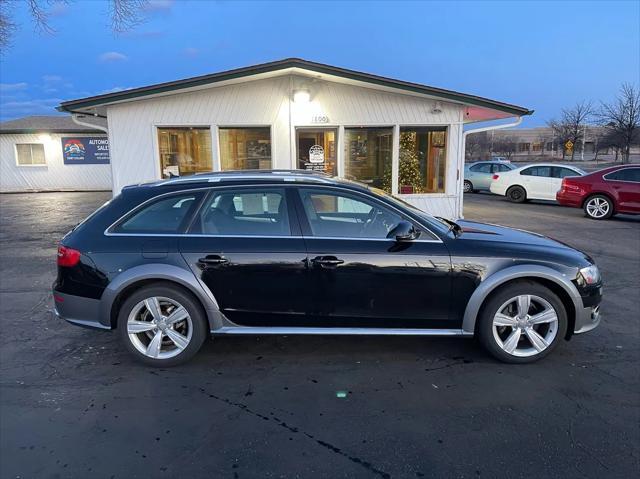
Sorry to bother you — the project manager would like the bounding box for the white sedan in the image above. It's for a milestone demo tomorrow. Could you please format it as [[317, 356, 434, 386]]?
[[489, 163, 587, 202]]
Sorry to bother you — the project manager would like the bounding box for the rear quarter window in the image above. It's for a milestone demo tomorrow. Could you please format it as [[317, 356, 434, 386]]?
[[111, 192, 203, 234]]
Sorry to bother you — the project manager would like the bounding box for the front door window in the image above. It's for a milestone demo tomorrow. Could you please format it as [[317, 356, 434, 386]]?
[[296, 128, 337, 175]]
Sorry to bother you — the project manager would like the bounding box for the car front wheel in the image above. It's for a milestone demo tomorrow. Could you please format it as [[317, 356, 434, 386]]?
[[117, 284, 208, 366], [584, 195, 613, 220], [477, 281, 567, 363]]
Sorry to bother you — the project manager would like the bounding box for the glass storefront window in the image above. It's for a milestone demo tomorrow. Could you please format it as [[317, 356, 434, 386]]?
[[344, 127, 393, 192], [158, 127, 212, 178], [296, 128, 337, 175], [219, 127, 272, 171], [398, 127, 447, 194]]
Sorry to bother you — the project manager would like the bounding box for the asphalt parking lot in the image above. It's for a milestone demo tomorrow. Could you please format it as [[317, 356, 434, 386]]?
[[1, 191, 638, 479]]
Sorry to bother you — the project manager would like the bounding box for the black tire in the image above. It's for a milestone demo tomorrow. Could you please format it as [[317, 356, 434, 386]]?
[[506, 185, 527, 203], [463, 180, 474, 193], [477, 280, 568, 364], [583, 194, 614, 220], [117, 283, 208, 367]]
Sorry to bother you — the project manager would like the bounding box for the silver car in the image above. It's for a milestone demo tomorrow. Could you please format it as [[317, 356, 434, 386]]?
[[464, 161, 516, 193]]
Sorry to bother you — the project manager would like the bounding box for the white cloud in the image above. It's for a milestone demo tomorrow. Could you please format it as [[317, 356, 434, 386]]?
[[42, 75, 63, 83], [1, 98, 63, 117], [0, 82, 28, 92], [99, 51, 128, 62]]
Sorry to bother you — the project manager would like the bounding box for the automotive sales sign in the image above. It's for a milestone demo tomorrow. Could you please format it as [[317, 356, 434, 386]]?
[[62, 137, 110, 165]]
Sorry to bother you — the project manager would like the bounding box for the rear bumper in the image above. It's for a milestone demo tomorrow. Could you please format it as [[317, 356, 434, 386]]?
[[53, 289, 111, 330], [489, 183, 506, 195], [556, 190, 583, 207]]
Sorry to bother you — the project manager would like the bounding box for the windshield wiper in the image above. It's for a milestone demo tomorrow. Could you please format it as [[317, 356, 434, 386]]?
[[436, 216, 462, 237]]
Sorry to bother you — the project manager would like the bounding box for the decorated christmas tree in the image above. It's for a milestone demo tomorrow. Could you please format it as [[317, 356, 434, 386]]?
[[382, 131, 424, 193]]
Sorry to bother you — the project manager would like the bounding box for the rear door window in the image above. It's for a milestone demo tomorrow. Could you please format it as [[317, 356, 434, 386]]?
[[553, 167, 580, 178], [113, 192, 203, 234], [191, 188, 291, 236], [521, 166, 552, 177]]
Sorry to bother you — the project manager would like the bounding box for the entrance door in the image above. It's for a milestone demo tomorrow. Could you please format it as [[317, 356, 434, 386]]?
[[296, 128, 337, 175]]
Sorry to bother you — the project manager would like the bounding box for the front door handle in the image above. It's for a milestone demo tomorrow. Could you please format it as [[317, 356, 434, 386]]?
[[197, 255, 229, 269], [311, 256, 344, 268]]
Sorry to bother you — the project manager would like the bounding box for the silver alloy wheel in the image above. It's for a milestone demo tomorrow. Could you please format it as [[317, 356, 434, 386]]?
[[492, 294, 558, 358], [127, 296, 193, 359], [586, 197, 610, 218], [463, 181, 472, 193]]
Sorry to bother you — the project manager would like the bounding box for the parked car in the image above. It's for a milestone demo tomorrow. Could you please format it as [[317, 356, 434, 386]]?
[[490, 163, 586, 202], [464, 161, 516, 193], [53, 170, 602, 366], [557, 164, 640, 219]]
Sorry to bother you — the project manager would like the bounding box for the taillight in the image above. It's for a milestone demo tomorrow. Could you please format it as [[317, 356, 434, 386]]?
[[57, 245, 81, 267], [492, 174, 499, 180]]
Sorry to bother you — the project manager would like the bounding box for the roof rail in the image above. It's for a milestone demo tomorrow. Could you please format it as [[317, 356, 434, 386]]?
[[150, 169, 335, 187]]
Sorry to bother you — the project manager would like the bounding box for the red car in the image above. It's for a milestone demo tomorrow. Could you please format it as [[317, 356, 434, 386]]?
[[556, 164, 640, 219]]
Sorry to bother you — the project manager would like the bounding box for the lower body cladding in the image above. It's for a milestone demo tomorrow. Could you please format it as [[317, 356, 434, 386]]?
[[52, 287, 601, 337]]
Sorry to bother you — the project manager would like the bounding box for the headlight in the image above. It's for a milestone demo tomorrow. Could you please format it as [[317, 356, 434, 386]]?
[[579, 265, 601, 285]]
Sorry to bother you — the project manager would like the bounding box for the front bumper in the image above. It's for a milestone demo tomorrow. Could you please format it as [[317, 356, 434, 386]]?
[[53, 289, 111, 330], [574, 304, 601, 334]]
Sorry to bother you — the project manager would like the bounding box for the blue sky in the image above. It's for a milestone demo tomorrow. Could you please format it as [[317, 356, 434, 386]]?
[[1, 0, 638, 126]]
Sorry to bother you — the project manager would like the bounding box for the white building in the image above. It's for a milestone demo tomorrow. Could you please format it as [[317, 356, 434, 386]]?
[[0, 116, 111, 192], [57, 58, 531, 218]]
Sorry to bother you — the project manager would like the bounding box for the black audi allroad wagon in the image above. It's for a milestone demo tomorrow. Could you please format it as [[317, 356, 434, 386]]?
[[53, 170, 602, 366]]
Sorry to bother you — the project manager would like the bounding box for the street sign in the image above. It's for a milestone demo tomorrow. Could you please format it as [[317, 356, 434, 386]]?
[[565, 140, 574, 152]]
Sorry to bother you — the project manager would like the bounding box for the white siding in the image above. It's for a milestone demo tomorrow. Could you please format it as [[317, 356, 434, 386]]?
[[106, 74, 466, 218], [0, 133, 112, 192]]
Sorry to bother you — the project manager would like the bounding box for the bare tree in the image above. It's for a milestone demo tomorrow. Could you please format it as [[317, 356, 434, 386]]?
[[0, 0, 148, 49], [547, 101, 593, 161], [493, 136, 519, 160], [465, 131, 490, 161], [596, 83, 640, 164]]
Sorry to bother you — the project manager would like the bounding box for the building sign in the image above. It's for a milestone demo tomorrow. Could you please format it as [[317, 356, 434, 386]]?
[[62, 137, 110, 165], [309, 145, 325, 163]]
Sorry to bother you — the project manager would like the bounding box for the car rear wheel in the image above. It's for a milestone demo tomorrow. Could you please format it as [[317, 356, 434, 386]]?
[[463, 180, 474, 193], [506, 185, 527, 203], [477, 281, 567, 363], [584, 195, 613, 220], [117, 284, 207, 366]]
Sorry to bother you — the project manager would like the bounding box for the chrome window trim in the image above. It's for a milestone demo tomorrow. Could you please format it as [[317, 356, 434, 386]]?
[[603, 168, 640, 184], [104, 182, 444, 243], [103, 231, 442, 243]]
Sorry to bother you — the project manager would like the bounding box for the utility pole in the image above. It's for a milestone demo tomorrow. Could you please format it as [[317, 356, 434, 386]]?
[[581, 125, 586, 161]]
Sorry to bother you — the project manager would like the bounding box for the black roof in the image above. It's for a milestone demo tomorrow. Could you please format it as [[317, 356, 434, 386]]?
[[0, 115, 107, 134], [58, 58, 532, 117]]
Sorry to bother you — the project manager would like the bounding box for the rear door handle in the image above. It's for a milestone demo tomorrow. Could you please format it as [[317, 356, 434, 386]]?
[[197, 255, 228, 268], [311, 256, 344, 268]]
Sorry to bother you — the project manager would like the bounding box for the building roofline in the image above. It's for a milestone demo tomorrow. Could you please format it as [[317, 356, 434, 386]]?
[[58, 58, 533, 117], [0, 128, 105, 134]]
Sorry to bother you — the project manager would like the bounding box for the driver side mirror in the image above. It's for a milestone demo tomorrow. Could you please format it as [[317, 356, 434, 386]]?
[[387, 221, 419, 242]]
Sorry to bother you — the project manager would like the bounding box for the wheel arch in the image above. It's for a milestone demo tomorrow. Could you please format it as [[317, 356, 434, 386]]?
[[99, 264, 220, 330], [462, 265, 581, 339], [581, 191, 616, 212]]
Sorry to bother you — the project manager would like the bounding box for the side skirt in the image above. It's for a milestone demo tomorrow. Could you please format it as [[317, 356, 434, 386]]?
[[211, 327, 473, 337]]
